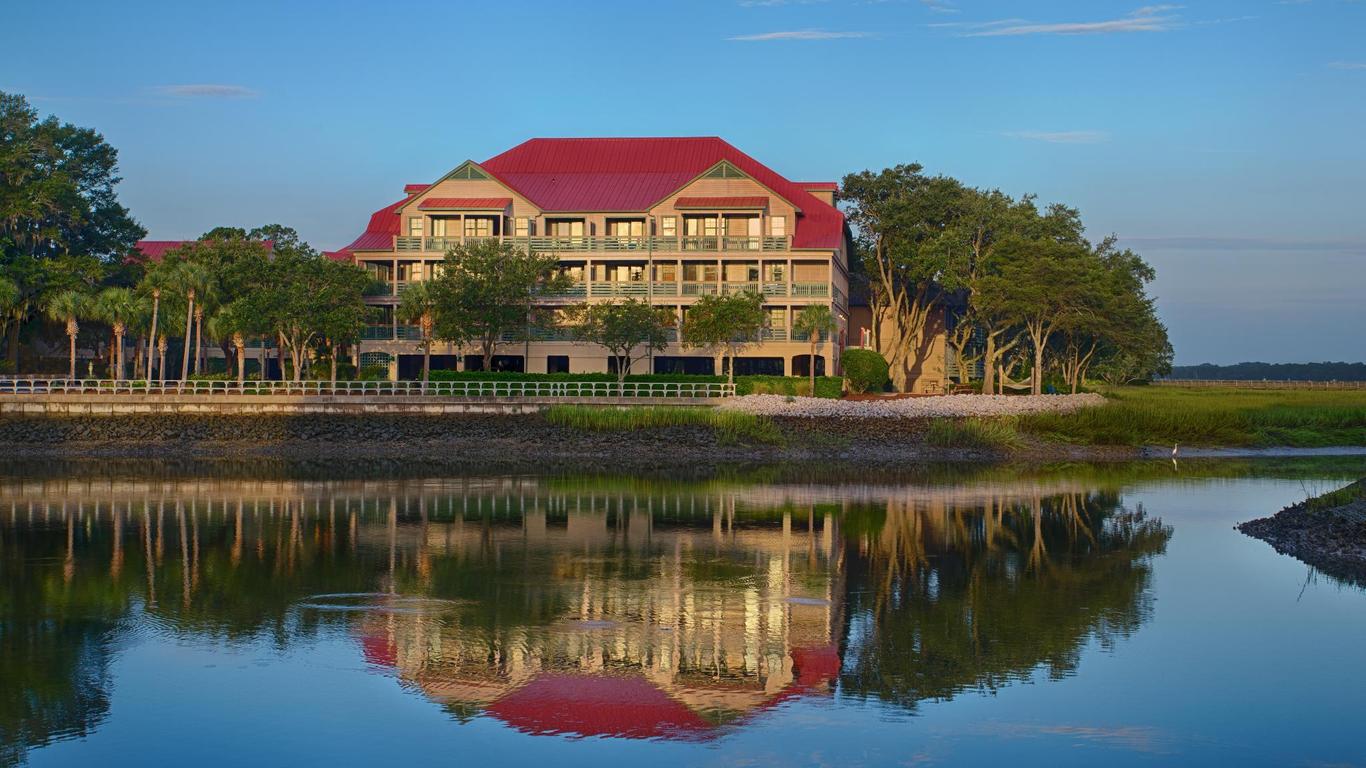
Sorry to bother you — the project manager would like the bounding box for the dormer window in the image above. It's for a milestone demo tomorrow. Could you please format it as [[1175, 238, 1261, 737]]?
[[771, 216, 786, 237], [408, 218, 423, 237]]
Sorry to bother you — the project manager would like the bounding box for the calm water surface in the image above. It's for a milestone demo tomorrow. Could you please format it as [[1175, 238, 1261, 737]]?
[[2, 459, 1364, 767]]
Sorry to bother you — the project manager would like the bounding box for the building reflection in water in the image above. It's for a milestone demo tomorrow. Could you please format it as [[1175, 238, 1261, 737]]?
[[0, 472, 1170, 753]]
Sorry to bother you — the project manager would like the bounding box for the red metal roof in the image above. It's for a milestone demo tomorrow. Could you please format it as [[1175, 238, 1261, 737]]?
[[674, 196, 769, 209], [131, 239, 274, 263], [799, 182, 838, 191], [335, 138, 845, 252], [403, 183, 430, 194], [130, 240, 190, 262], [417, 197, 512, 210]]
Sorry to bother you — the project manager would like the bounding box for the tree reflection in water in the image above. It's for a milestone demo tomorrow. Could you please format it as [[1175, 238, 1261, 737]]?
[[0, 471, 1169, 760], [839, 490, 1171, 709]]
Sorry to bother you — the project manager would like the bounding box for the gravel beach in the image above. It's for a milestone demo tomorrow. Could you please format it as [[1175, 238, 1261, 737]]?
[[719, 392, 1106, 418]]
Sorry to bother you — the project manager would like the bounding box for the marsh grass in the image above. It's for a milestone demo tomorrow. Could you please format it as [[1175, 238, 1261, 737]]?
[[1016, 387, 1366, 447], [545, 405, 784, 445], [1304, 479, 1366, 513], [926, 418, 1025, 451]]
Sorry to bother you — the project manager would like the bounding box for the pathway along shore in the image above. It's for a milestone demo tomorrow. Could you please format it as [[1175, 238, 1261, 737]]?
[[1240, 479, 1366, 586]]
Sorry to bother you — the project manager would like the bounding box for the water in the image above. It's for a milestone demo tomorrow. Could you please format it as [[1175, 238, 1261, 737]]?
[[2, 458, 1364, 767]]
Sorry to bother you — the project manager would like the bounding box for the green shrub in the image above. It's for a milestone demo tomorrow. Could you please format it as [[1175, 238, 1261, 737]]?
[[359, 364, 389, 381], [421, 370, 841, 397], [841, 349, 890, 394]]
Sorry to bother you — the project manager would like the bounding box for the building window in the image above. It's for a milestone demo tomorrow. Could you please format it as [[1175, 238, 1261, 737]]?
[[765, 263, 785, 282], [431, 218, 447, 237], [767, 307, 787, 328], [548, 219, 584, 238], [408, 218, 423, 237], [661, 216, 677, 237], [683, 263, 718, 282], [685, 216, 718, 237], [464, 217, 494, 238], [771, 216, 786, 237], [547, 355, 570, 374], [607, 219, 644, 237], [514, 217, 531, 237]]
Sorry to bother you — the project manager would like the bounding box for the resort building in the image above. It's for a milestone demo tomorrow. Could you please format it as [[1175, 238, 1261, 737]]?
[[330, 137, 852, 379]]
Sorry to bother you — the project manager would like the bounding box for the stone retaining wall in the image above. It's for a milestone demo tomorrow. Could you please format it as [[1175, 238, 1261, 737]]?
[[0, 394, 715, 416]]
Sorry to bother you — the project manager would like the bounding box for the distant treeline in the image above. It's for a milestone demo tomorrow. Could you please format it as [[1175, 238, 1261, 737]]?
[[1167, 362, 1366, 381]]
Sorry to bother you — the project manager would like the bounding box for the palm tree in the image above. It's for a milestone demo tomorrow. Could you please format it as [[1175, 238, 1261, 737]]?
[[191, 281, 220, 376], [157, 335, 168, 385], [94, 288, 139, 380], [43, 290, 91, 380], [397, 281, 439, 383], [172, 262, 210, 381], [792, 304, 839, 394], [138, 262, 174, 383], [207, 303, 250, 385]]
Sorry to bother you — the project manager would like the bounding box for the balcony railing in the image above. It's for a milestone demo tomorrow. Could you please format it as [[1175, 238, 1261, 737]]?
[[392, 235, 796, 254], [791, 282, 830, 297], [589, 281, 651, 297], [362, 325, 423, 341], [681, 282, 720, 297]]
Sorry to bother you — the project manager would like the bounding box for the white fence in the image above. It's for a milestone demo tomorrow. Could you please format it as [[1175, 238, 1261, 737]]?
[[0, 378, 735, 399]]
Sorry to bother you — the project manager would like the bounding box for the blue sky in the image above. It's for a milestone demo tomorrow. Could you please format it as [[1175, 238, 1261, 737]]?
[[4, 0, 1363, 364]]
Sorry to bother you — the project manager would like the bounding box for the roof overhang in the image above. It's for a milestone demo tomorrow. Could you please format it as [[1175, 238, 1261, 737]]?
[[418, 197, 513, 211], [674, 196, 769, 210]]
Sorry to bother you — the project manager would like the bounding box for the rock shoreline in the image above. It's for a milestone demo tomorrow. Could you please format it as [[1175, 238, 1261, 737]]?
[[1238, 479, 1366, 585], [0, 412, 1134, 466]]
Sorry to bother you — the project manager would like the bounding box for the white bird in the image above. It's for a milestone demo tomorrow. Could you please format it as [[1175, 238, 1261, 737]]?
[[1172, 442, 1180, 458]]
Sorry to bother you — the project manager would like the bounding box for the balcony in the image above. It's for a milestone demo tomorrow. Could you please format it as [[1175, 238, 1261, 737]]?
[[391, 235, 794, 254], [791, 282, 830, 298], [362, 325, 423, 341]]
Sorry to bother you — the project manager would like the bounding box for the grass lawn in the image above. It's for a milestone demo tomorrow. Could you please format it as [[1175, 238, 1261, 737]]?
[[1016, 386, 1366, 448]]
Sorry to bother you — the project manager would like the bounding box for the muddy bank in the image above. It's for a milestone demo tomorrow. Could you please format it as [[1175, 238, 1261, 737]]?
[[1239, 479, 1366, 585], [0, 412, 1136, 466]]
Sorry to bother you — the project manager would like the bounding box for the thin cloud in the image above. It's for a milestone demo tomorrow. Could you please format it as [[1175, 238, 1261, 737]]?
[[727, 29, 870, 41], [154, 84, 258, 98], [1329, 61, 1366, 70], [920, 0, 959, 13], [1004, 130, 1110, 144], [964, 5, 1181, 37], [739, 0, 829, 6]]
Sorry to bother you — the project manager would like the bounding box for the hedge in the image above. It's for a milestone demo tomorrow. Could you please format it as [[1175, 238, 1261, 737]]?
[[424, 370, 842, 397]]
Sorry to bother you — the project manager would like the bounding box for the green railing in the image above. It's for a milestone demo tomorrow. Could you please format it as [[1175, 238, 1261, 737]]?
[[791, 282, 829, 297]]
